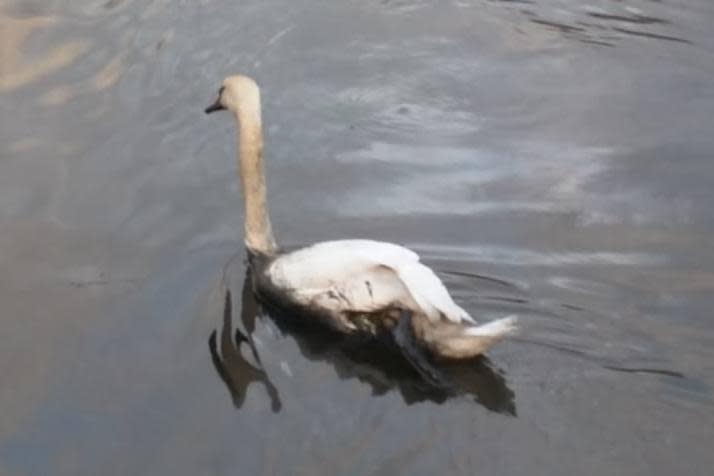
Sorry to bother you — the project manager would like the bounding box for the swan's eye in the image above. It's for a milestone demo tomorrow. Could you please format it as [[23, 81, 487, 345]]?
[[205, 86, 227, 114]]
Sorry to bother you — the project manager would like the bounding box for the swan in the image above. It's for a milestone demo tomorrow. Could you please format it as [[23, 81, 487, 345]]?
[[204, 75, 517, 380]]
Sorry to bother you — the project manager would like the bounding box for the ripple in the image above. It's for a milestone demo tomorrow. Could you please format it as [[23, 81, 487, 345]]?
[[0, 15, 90, 92], [413, 242, 665, 267], [512, 0, 693, 47]]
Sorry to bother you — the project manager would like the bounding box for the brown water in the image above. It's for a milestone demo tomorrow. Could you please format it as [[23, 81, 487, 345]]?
[[2, 0, 714, 474]]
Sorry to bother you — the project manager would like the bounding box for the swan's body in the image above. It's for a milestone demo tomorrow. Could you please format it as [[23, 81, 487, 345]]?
[[205, 75, 516, 363]]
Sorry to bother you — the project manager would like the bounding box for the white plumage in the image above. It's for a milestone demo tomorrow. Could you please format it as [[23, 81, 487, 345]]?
[[266, 239, 517, 358], [205, 75, 517, 362], [268, 239, 473, 324]]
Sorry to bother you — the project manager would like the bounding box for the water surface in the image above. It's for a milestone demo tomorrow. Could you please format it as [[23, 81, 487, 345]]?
[[1, 0, 714, 474]]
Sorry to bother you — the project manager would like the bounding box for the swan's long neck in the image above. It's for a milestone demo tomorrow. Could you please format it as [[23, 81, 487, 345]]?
[[233, 93, 277, 256]]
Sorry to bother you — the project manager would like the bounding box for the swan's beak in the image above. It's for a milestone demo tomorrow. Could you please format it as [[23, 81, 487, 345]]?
[[204, 98, 226, 114]]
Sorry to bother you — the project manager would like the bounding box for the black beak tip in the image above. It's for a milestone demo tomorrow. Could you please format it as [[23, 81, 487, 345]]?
[[204, 102, 225, 115]]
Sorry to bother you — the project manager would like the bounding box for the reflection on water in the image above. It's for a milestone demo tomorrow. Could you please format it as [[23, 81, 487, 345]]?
[[209, 288, 282, 412], [210, 266, 516, 415], [0, 14, 89, 92]]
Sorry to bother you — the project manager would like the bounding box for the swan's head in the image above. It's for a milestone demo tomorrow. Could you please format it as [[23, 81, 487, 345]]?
[[205, 75, 260, 115]]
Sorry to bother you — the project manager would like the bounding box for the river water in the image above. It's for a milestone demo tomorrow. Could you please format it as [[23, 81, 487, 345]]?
[[1, 0, 713, 474]]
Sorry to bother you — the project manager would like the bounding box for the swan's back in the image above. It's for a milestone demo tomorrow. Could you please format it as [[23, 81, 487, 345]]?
[[266, 239, 473, 324]]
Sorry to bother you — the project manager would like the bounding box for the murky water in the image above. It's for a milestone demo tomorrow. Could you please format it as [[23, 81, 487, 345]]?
[[2, 0, 714, 474]]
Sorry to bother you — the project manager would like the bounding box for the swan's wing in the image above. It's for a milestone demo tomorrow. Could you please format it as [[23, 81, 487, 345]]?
[[393, 259, 474, 323], [267, 239, 473, 324]]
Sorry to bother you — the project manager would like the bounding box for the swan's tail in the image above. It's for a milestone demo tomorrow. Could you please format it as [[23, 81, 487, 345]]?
[[464, 315, 518, 338], [434, 315, 518, 359]]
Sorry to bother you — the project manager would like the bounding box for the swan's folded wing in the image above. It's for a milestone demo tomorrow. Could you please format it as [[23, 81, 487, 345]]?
[[392, 260, 474, 324], [267, 239, 473, 324]]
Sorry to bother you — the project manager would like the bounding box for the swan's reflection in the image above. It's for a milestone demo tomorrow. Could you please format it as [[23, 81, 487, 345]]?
[[209, 268, 516, 415], [208, 277, 281, 412]]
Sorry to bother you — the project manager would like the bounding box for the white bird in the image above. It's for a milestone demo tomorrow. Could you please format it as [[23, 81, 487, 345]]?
[[204, 75, 516, 379]]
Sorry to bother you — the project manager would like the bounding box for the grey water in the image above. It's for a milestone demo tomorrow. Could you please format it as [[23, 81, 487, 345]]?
[[1, 0, 714, 474]]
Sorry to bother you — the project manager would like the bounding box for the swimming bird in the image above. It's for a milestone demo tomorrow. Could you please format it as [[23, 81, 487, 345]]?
[[204, 75, 516, 380]]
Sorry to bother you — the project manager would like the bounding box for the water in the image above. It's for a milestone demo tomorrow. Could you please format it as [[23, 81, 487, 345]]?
[[1, 0, 714, 474]]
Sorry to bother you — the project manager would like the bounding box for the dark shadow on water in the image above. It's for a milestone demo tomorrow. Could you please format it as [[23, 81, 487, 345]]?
[[209, 267, 516, 416], [208, 285, 282, 412]]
